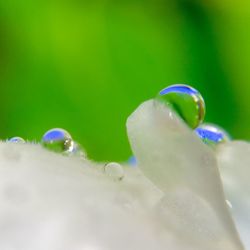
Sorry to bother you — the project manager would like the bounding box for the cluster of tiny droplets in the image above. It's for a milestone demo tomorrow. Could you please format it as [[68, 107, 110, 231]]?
[[42, 129, 124, 180], [157, 84, 231, 146], [4, 128, 125, 181], [3, 127, 126, 181]]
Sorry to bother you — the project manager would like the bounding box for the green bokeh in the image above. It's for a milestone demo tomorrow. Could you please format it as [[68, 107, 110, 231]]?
[[0, 0, 249, 161]]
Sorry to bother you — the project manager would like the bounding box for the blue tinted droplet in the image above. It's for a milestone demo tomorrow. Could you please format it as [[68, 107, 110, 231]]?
[[41, 128, 74, 153], [195, 123, 231, 146], [128, 156, 137, 166], [157, 84, 205, 129], [8, 137, 25, 143]]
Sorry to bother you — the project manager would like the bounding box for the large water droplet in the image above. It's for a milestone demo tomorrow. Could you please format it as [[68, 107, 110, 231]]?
[[8, 137, 25, 143], [41, 128, 74, 153], [195, 123, 231, 146], [156, 84, 205, 129], [104, 162, 124, 181]]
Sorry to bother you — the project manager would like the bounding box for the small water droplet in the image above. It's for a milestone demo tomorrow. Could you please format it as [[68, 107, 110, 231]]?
[[156, 84, 205, 129], [69, 141, 86, 158], [128, 156, 137, 166], [41, 128, 74, 153], [104, 162, 124, 181], [195, 123, 231, 146], [8, 137, 25, 143]]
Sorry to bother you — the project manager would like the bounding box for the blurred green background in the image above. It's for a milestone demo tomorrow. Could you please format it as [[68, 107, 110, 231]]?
[[0, 0, 249, 161]]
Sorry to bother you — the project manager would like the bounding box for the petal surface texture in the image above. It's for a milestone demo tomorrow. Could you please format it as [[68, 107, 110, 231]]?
[[217, 141, 250, 249]]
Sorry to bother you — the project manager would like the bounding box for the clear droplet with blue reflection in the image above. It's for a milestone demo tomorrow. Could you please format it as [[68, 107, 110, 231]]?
[[195, 123, 231, 146], [104, 162, 124, 181], [156, 84, 205, 129], [41, 128, 74, 153], [8, 137, 25, 143]]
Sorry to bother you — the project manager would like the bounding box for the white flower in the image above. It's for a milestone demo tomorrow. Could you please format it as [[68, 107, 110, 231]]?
[[0, 100, 247, 250]]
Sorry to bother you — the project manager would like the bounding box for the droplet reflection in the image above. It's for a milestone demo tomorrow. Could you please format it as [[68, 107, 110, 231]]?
[[8, 137, 25, 143], [156, 84, 205, 129], [41, 128, 74, 153], [195, 123, 231, 146], [128, 156, 137, 166]]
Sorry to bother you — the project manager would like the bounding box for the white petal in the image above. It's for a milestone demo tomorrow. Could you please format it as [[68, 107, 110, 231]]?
[[217, 141, 250, 249], [127, 100, 244, 250], [0, 142, 167, 250]]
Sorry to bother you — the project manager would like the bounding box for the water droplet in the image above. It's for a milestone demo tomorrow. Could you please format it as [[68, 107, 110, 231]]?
[[156, 84, 205, 129], [70, 141, 86, 158], [41, 128, 74, 153], [128, 156, 137, 166], [8, 137, 26, 143], [104, 162, 124, 181], [195, 123, 231, 146]]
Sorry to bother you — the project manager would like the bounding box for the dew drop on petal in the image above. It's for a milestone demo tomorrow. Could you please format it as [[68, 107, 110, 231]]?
[[195, 123, 231, 146], [156, 84, 205, 129], [69, 141, 86, 158], [104, 162, 124, 181], [8, 137, 26, 143], [41, 128, 74, 153], [128, 156, 137, 166]]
